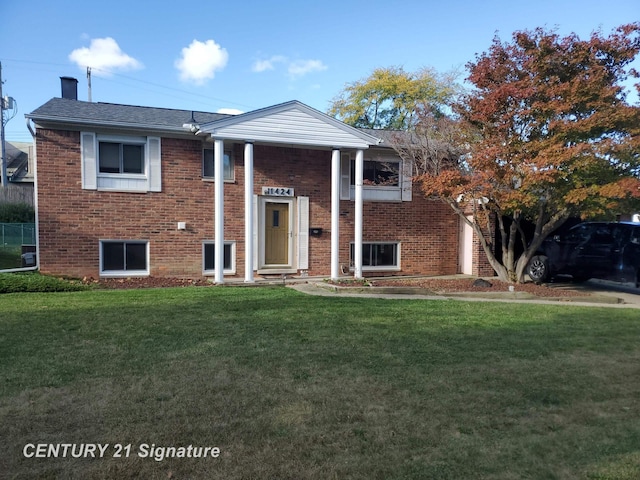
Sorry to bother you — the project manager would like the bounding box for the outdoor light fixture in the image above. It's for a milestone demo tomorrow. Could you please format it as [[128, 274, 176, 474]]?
[[182, 111, 200, 133]]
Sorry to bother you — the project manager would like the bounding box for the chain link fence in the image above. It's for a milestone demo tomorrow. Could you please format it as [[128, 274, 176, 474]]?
[[0, 223, 36, 270], [1, 223, 36, 246]]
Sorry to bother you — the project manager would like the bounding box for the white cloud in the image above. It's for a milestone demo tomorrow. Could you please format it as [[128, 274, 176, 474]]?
[[217, 108, 243, 115], [288, 59, 327, 78], [252, 55, 287, 73], [69, 37, 142, 76], [252, 55, 327, 79], [175, 39, 228, 85]]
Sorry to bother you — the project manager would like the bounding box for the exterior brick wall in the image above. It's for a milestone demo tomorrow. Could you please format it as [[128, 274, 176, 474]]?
[[36, 129, 469, 280]]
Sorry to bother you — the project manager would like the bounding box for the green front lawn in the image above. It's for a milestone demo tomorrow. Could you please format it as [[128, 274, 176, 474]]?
[[1, 287, 639, 479], [0, 246, 21, 270]]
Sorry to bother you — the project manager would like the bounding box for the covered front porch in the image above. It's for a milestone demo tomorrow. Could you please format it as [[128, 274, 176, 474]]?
[[194, 101, 382, 284]]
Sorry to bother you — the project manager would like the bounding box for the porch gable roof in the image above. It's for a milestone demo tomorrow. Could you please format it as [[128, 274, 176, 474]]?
[[199, 100, 382, 149]]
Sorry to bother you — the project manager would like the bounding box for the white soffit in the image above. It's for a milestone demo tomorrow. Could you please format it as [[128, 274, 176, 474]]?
[[199, 101, 380, 149]]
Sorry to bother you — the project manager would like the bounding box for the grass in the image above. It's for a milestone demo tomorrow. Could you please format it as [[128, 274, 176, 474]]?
[[1, 286, 639, 479], [0, 246, 21, 270]]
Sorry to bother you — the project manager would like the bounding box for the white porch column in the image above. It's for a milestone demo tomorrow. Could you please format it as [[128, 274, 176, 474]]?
[[244, 142, 254, 283], [354, 149, 364, 279], [214, 139, 225, 284], [331, 149, 341, 280]]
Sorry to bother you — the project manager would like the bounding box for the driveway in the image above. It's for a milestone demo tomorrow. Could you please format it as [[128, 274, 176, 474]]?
[[553, 279, 640, 307], [291, 277, 640, 309]]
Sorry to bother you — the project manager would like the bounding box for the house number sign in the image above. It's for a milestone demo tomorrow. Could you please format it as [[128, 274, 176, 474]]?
[[262, 187, 294, 197]]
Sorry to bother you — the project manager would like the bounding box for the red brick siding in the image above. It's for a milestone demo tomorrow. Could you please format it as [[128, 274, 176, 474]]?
[[36, 130, 463, 279]]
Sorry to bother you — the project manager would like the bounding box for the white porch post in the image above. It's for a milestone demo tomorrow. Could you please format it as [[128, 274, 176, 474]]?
[[331, 149, 341, 280], [214, 139, 225, 284], [244, 142, 254, 283], [354, 149, 364, 279]]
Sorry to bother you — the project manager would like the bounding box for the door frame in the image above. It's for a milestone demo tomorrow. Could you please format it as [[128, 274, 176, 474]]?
[[459, 215, 474, 275], [258, 196, 295, 271]]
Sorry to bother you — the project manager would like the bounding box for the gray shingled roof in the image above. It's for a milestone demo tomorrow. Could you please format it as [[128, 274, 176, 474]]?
[[27, 98, 229, 131], [27, 98, 395, 148]]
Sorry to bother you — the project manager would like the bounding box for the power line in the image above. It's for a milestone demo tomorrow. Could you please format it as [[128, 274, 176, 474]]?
[[0, 58, 256, 111]]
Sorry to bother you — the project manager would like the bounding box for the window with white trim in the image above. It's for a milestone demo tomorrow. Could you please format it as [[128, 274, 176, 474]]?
[[81, 132, 161, 192], [100, 240, 149, 276], [99, 141, 145, 174], [340, 151, 411, 202], [350, 159, 399, 186], [203, 241, 236, 275], [203, 149, 234, 181], [350, 242, 400, 271]]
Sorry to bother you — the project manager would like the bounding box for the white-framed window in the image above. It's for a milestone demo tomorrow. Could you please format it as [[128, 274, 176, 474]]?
[[350, 159, 400, 187], [340, 151, 411, 202], [100, 240, 149, 277], [99, 140, 145, 174], [203, 241, 236, 275], [350, 242, 401, 271], [203, 149, 234, 181], [81, 132, 161, 192]]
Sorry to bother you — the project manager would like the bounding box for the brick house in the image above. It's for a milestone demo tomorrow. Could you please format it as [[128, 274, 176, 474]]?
[[26, 86, 492, 282]]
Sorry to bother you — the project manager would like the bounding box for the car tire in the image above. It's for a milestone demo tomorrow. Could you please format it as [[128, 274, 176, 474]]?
[[527, 255, 550, 284]]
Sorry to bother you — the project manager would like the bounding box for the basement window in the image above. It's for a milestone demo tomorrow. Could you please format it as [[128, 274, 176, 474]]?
[[203, 241, 236, 275], [350, 242, 400, 271], [100, 240, 149, 277]]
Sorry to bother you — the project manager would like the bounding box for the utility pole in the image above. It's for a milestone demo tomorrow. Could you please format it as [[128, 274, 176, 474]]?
[[1, 61, 7, 188]]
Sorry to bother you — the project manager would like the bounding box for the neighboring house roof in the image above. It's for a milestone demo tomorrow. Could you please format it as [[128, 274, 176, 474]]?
[[359, 128, 406, 145], [26, 98, 385, 150], [6, 141, 33, 183]]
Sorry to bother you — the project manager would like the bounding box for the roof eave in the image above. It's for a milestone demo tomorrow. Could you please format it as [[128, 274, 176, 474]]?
[[26, 114, 194, 136]]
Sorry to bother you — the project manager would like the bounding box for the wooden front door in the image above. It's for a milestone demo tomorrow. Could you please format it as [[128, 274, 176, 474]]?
[[265, 202, 289, 265]]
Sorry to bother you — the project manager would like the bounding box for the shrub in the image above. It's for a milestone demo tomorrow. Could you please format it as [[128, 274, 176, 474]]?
[[0, 273, 89, 294], [0, 203, 35, 223]]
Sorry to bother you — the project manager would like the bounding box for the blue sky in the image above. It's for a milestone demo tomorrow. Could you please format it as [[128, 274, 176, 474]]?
[[1, 0, 638, 141]]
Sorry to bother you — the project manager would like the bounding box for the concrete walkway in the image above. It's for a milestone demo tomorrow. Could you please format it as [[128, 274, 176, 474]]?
[[288, 279, 640, 309]]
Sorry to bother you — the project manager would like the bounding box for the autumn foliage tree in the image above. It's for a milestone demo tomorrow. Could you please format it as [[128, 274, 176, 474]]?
[[395, 24, 640, 282]]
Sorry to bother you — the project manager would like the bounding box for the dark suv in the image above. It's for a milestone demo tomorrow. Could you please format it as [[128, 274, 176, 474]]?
[[527, 222, 640, 287]]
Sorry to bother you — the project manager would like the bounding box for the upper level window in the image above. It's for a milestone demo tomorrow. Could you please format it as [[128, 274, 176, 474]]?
[[203, 150, 234, 181], [81, 133, 161, 192], [99, 141, 145, 174], [340, 151, 410, 202], [350, 160, 399, 186]]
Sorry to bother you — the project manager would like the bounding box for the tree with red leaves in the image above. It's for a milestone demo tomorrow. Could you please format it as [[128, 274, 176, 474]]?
[[397, 24, 640, 283]]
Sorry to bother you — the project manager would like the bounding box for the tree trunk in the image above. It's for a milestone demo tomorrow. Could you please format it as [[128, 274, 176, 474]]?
[[456, 206, 572, 284]]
